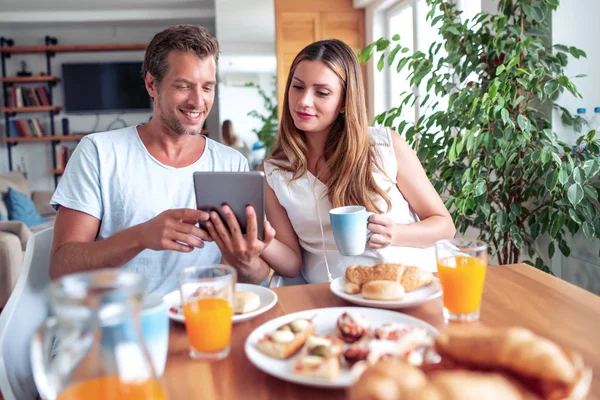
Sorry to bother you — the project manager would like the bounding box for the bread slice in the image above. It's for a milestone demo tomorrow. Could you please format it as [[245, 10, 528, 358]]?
[[234, 291, 261, 314], [362, 280, 405, 301], [294, 335, 344, 381], [256, 318, 316, 359]]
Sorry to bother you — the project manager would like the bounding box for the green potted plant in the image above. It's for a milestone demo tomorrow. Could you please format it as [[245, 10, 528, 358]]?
[[246, 78, 278, 156], [359, 0, 600, 271]]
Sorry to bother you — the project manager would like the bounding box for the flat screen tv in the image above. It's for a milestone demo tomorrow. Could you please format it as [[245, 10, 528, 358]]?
[[62, 62, 151, 113]]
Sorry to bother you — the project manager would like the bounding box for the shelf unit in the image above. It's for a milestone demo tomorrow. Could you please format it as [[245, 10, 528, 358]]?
[[0, 37, 147, 186]]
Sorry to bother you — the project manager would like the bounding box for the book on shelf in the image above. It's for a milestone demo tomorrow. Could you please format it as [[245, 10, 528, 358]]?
[[7, 120, 18, 137], [11, 118, 46, 137], [54, 144, 75, 170], [4, 85, 51, 108]]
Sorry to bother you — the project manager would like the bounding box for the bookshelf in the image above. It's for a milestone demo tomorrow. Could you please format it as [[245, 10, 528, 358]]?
[[0, 36, 147, 187]]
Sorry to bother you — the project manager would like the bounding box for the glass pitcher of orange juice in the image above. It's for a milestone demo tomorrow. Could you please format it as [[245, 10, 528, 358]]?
[[435, 239, 488, 322], [30, 269, 166, 400]]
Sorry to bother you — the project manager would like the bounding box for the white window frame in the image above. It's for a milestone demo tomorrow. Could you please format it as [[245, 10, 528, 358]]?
[[364, 0, 476, 124], [384, 0, 418, 123]]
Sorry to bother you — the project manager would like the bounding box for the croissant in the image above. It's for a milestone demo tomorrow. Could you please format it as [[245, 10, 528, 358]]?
[[347, 359, 428, 400], [348, 360, 532, 400], [419, 370, 541, 400], [435, 326, 576, 385], [345, 264, 433, 292], [400, 266, 434, 292]]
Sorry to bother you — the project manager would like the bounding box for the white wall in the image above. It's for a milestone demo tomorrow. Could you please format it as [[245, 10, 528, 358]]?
[[552, 0, 600, 143], [0, 21, 216, 191], [550, 0, 600, 292]]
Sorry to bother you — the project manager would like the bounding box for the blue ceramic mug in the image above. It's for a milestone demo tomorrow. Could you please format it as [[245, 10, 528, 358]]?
[[329, 206, 374, 256]]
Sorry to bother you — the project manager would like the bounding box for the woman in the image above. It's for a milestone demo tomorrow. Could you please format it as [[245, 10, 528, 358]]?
[[207, 39, 455, 284], [221, 119, 250, 159]]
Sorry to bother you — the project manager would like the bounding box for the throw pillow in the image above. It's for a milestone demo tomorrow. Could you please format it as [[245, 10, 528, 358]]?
[[5, 187, 47, 227]]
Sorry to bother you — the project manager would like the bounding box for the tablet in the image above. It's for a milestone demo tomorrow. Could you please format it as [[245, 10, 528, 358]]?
[[193, 171, 265, 241]]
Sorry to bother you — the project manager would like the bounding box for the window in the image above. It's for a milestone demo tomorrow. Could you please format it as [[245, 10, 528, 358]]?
[[386, 2, 415, 123], [379, 0, 446, 125], [368, 0, 481, 126]]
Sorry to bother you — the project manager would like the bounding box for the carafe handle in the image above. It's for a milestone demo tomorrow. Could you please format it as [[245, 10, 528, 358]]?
[[30, 317, 58, 400]]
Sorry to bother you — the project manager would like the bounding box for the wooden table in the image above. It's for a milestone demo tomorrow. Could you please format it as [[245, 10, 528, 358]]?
[[162, 264, 600, 399]]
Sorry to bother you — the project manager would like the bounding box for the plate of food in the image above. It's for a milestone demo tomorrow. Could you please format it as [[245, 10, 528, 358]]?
[[348, 325, 593, 400], [330, 264, 442, 309], [163, 283, 278, 324], [244, 307, 438, 389]]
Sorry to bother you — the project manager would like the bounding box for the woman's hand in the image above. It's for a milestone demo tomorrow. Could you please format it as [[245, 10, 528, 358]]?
[[367, 214, 395, 249], [205, 205, 275, 275]]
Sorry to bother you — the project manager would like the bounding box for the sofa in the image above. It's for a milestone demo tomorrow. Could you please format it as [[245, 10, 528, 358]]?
[[0, 171, 56, 309]]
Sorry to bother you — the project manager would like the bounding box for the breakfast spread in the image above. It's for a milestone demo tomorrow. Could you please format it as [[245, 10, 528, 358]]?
[[344, 264, 434, 301], [255, 311, 434, 382], [348, 326, 591, 400]]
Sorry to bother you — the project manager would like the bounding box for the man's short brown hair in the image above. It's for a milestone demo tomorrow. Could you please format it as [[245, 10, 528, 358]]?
[[142, 24, 219, 84]]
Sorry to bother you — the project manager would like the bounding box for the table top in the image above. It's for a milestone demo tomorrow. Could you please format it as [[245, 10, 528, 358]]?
[[162, 264, 600, 399]]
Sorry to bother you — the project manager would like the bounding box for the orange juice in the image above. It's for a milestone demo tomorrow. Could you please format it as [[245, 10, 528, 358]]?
[[57, 376, 165, 400], [437, 256, 486, 314], [182, 297, 233, 352]]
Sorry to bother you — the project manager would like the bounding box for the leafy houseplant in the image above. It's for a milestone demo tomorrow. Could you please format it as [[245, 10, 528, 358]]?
[[359, 0, 600, 271], [246, 78, 278, 156]]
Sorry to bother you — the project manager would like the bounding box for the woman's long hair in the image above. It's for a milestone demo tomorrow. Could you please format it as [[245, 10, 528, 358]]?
[[269, 39, 391, 213], [222, 119, 236, 146]]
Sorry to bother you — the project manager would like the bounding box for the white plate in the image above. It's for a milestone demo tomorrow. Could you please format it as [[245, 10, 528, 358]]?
[[245, 307, 438, 389], [163, 283, 278, 324], [329, 276, 442, 309]]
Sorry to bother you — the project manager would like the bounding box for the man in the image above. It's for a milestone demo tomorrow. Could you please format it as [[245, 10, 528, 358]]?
[[50, 25, 274, 295]]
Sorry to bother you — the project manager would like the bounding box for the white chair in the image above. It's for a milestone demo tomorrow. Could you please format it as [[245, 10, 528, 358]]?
[[0, 227, 53, 400]]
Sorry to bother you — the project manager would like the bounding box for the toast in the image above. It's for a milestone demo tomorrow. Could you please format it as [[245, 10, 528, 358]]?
[[294, 335, 344, 381], [256, 317, 316, 359]]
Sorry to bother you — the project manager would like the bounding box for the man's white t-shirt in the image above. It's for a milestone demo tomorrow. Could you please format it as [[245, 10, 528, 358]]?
[[51, 126, 249, 296]]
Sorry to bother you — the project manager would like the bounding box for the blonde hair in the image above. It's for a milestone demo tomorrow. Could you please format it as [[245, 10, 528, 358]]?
[[269, 39, 391, 213]]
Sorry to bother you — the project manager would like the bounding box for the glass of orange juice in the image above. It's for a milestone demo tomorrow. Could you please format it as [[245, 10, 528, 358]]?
[[435, 239, 488, 322], [178, 264, 236, 360]]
